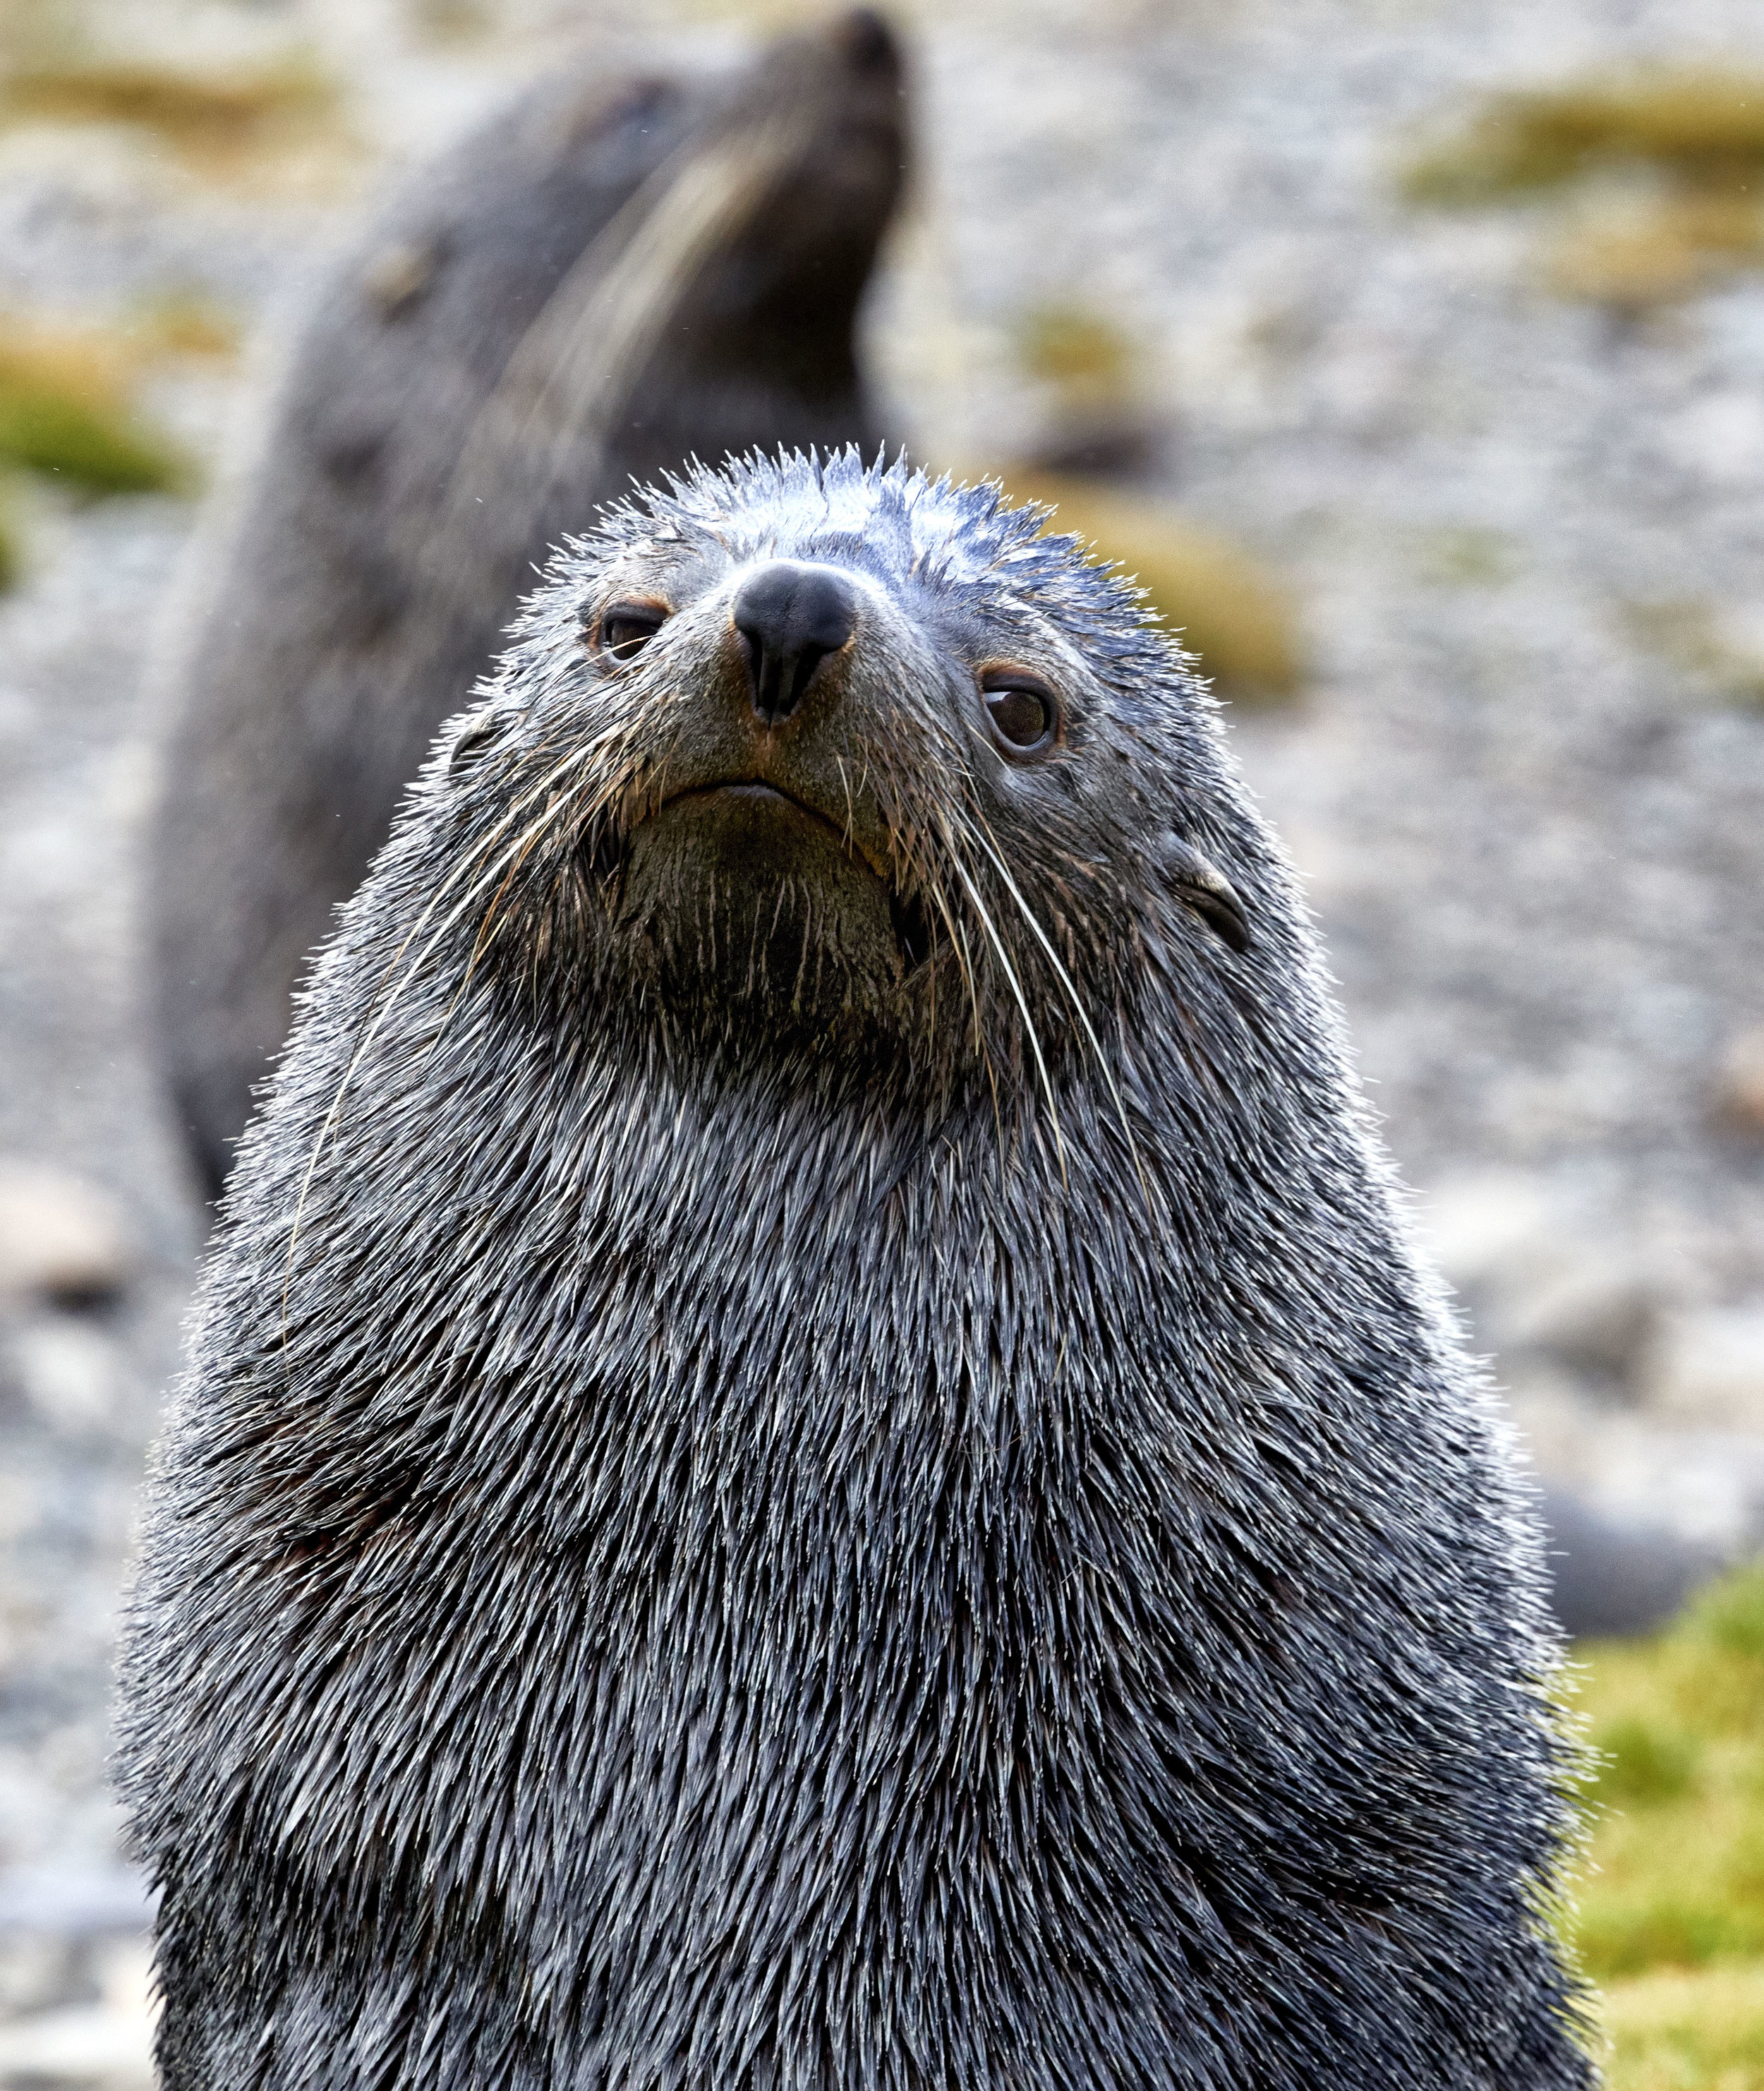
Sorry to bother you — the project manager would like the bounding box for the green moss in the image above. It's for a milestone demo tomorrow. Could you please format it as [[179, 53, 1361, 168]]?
[[1697, 1568, 1764, 1661], [0, 385, 178, 492], [1404, 69, 1764, 309], [1405, 71, 1764, 204], [1602, 1960, 1764, 2087], [1016, 307, 1137, 396], [1567, 1564, 1764, 2080], [1596, 1716, 1703, 1806], [1413, 524, 1517, 587], [1547, 193, 1764, 309], [1571, 1562, 1764, 1988], [1623, 600, 1764, 709], [413, 0, 493, 42], [0, 324, 184, 495], [0, 500, 19, 591], [128, 293, 239, 363]]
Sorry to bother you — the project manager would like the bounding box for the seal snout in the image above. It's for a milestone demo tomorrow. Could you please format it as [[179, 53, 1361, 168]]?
[[732, 561, 858, 727]]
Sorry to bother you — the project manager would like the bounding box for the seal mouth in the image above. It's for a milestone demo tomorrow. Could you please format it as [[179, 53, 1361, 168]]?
[[645, 782, 938, 973], [662, 781, 859, 854]]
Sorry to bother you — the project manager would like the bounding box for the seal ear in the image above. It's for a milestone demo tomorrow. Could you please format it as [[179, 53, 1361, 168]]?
[[447, 708, 508, 776], [1159, 834, 1250, 953]]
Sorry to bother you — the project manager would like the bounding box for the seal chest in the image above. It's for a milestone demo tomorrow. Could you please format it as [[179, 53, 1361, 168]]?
[[120, 452, 1594, 2089]]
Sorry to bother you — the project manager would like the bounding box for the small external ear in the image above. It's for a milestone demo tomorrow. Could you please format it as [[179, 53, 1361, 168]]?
[[1158, 834, 1250, 953], [361, 231, 451, 320], [447, 707, 507, 776]]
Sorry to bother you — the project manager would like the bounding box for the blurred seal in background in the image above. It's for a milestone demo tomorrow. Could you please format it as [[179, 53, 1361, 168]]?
[[150, 7, 907, 1201]]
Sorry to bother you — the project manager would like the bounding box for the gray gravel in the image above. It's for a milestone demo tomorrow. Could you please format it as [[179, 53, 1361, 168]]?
[[4, 0, 1764, 2066]]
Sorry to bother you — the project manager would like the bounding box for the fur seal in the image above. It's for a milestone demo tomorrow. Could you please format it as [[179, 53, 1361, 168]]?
[[150, 8, 907, 1202], [119, 451, 1592, 2089]]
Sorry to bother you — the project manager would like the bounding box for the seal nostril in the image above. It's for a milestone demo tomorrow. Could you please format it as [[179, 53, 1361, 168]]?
[[732, 561, 858, 726]]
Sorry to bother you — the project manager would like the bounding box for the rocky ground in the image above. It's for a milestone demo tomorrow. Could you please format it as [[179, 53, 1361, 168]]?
[[2, 0, 1763, 2078]]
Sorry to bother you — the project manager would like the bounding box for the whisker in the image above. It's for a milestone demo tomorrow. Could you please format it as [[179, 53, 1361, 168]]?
[[280, 721, 653, 1334], [945, 898, 1003, 1163], [964, 805, 1151, 1211], [945, 843, 1066, 1185], [834, 750, 856, 851]]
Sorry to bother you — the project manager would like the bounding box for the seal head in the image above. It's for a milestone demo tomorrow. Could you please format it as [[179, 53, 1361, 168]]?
[[438, 452, 1259, 1095]]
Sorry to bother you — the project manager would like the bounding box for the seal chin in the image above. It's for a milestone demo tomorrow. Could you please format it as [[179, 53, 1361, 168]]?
[[620, 783, 916, 1013]]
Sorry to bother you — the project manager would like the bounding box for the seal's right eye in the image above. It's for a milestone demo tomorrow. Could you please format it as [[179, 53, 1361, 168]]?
[[596, 601, 669, 663], [979, 668, 1058, 755]]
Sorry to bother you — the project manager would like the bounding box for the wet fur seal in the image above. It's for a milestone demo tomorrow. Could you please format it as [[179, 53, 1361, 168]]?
[[119, 450, 1592, 2089], [150, 9, 906, 1202]]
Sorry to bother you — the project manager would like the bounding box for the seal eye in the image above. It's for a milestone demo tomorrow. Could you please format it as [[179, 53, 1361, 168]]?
[[980, 670, 1057, 754], [597, 601, 668, 663]]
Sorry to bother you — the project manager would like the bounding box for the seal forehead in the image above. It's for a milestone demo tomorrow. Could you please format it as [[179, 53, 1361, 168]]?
[[596, 449, 1164, 671]]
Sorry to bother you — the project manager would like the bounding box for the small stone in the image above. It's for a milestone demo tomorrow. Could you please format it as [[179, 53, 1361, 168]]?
[[11, 1324, 122, 1435], [1642, 1304, 1764, 1434], [1714, 1025, 1764, 1138], [0, 1162, 132, 1310], [1500, 1260, 1658, 1382], [1417, 1169, 1657, 1387], [1539, 1487, 1723, 1640], [0, 1936, 155, 2086]]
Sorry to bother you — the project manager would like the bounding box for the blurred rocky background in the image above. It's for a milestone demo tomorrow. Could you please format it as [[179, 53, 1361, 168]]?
[[2, 0, 1763, 2081]]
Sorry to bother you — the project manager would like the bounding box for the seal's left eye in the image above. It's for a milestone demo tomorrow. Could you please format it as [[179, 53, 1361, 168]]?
[[598, 601, 668, 662], [980, 670, 1057, 754]]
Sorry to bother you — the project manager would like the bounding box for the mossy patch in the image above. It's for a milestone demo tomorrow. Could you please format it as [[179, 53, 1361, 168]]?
[[0, 321, 183, 496], [1571, 1562, 1764, 1989], [1413, 524, 1518, 588], [1546, 192, 1764, 310], [1017, 306, 1137, 401], [1622, 600, 1764, 709], [128, 294, 239, 363], [413, 0, 494, 44], [998, 471, 1304, 704], [1012, 306, 1152, 474], [1602, 1960, 1764, 2088], [0, 482, 21, 592], [1, 55, 339, 173], [1571, 1564, 1764, 2083], [1404, 71, 1764, 204], [1403, 69, 1764, 309]]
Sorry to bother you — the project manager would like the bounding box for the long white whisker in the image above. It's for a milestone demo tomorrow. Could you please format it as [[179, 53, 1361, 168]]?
[[946, 847, 1066, 1185], [965, 809, 1150, 1209], [280, 724, 649, 1333]]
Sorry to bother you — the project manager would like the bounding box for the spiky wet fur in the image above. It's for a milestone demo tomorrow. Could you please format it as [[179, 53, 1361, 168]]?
[[119, 451, 1595, 2090]]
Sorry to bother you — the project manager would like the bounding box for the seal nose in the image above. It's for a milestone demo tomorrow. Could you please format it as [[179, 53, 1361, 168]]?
[[732, 562, 858, 726]]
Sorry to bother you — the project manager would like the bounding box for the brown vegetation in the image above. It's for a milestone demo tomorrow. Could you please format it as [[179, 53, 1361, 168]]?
[[1405, 70, 1764, 203], [1001, 471, 1305, 704], [1405, 68, 1764, 310], [1545, 193, 1764, 310], [2, 56, 337, 171]]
